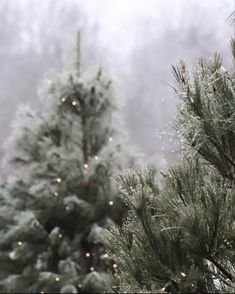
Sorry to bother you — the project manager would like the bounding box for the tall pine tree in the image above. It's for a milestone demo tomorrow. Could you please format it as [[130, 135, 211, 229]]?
[[104, 39, 235, 293], [0, 38, 137, 293]]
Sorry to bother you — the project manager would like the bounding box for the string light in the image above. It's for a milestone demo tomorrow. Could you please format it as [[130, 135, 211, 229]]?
[[90, 267, 95, 272], [40, 291, 45, 294], [113, 263, 118, 269], [17, 241, 23, 246], [61, 97, 66, 103], [108, 137, 113, 142], [56, 177, 62, 183], [181, 272, 186, 277], [72, 101, 77, 106], [65, 206, 70, 211], [54, 192, 59, 197], [85, 252, 91, 257], [77, 284, 82, 289], [58, 234, 63, 239], [94, 155, 99, 160], [104, 253, 108, 258], [84, 163, 88, 169], [55, 277, 60, 282], [108, 201, 114, 206]]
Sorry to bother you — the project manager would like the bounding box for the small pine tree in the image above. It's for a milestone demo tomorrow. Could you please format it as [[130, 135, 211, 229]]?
[[103, 39, 235, 292], [0, 39, 137, 293]]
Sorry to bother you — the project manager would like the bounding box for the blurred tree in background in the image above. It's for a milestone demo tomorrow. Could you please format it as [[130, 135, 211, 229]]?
[[0, 38, 137, 293]]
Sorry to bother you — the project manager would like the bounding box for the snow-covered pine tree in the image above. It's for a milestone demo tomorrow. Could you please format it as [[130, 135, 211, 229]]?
[[103, 39, 235, 293], [0, 38, 137, 293]]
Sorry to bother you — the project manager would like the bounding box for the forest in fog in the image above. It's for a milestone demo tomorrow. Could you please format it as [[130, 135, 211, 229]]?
[[0, 0, 233, 168]]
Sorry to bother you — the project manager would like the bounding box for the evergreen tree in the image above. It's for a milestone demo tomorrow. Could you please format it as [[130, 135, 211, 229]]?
[[104, 39, 235, 293], [0, 41, 136, 293]]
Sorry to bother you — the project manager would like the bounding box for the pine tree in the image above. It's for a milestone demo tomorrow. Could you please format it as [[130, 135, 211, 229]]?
[[0, 39, 137, 293], [103, 39, 235, 293]]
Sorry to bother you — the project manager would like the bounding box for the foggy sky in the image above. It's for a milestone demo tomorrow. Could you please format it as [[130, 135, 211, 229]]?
[[0, 0, 234, 168]]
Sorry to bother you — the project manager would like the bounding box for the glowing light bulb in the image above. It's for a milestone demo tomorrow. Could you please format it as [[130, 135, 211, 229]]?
[[94, 155, 99, 160], [61, 97, 66, 103], [72, 100, 77, 106], [56, 178, 61, 183], [54, 192, 59, 197], [90, 267, 95, 272], [108, 137, 113, 142], [65, 206, 70, 211], [40, 291, 45, 294], [17, 241, 23, 246], [109, 201, 114, 206], [84, 163, 88, 169], [181, 272, 186, 277], [77, 284, 82, 288], [104, 253, 108, 258], [113, 263, 118, 269], [55, 277, 60, 282], [85, 252, 91, 257], [58, 234, 63, 239]]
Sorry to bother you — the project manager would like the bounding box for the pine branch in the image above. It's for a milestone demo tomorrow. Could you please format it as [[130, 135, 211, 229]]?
[[208, 256, 234, 282]]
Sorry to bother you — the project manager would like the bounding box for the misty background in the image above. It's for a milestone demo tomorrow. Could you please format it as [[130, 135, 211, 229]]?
[[0, 0, 234, 171]]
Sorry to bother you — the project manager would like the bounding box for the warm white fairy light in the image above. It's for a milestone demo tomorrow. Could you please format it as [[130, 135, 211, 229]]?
[[65, 206, 70, 211], [61, 97, 66, 103], [40, 291, 45, 294], [108, 201, 114, 206], [54, 192, 59, 197], [56, 177, 62, 183], [85, 252, 91, 257], [77, 284, 82, 288], [72, 100, 77, 106], [58, 234, 63, 239], [90, 266, 95, 272], [84, 163, 88, 169], [108, 137, 113, 142], [181, 272, 186, 277], [94, 155, 99, 160], [55, 277, 60, 282], [104, 253, 108, 258], [113, 263, 118, 269], [17, 241, 23, 246]]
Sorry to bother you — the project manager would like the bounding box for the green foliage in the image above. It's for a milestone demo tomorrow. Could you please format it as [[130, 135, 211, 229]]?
[[104, 39, 235, 292], [0, 47, 137, 292]]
